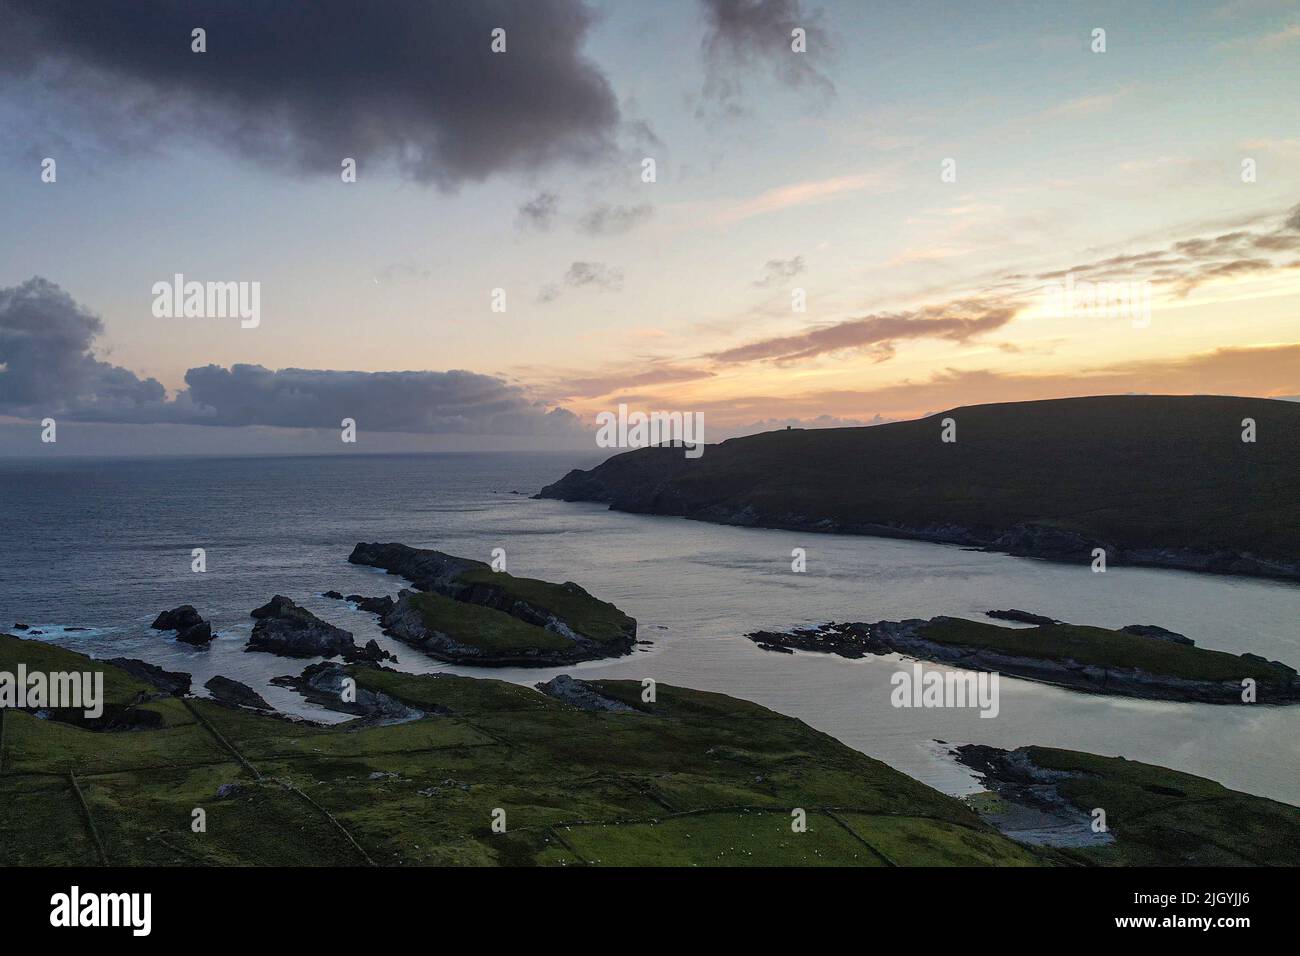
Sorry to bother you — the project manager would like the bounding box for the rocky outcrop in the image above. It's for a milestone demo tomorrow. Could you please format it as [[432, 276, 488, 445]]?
[[537, 674, 642, 713], [1120, 624, 1193, 646], [952, 745, 1115, 849], [246, 596, 356, 659], [341, 639, 397, 665], [324, 590, 397, 617], [272, 662, 424, 722], [747, 622, 875, 658], [106, 658, 192, 697], [348, 543, 486, 592], [151, 605, 214, 646], [204, 675, 273, 710]]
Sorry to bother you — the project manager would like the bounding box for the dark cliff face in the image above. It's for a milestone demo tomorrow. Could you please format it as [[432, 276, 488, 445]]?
[[537, 395, 1300, 580]]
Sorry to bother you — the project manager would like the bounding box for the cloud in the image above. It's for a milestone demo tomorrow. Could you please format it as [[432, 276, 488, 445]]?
[[1287, 203, 1300, 232], [0, 277, 173, 419], [539, 261, 624, 302], [753, 255, 805, 287], [631, 344, 1300, 428], [1034, 202, 1300, 295], [517, 192, 560, 231], [547, 365, 716, 400], [699, 0, 833, 107], [0, 0, 620, 188], [1250, 23, 1300, 49], [709, 298, 1021, 365], [707, 173, 883, 226], [577, 203, 654, 235], [181, 365, 582, 435], [0, 278, 580, 435], [1039, 92, 1124, 119], [566, 261, 623, 290]]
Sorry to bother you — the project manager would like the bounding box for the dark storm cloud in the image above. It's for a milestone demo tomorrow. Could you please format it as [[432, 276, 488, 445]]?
[[0, 0, 621, 187], [0, 278, 580, 435], [182, 365, 582, 434], [699, 0, 834, 105], [0, 277, 171, 417], [577, 202, 654, 235]]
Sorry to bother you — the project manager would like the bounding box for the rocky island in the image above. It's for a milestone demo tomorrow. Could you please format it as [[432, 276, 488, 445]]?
[[151, 605, 214, 646], [245, 595, 393, 664], [538, 395, 1300, 581], [345, 542, 637, 666], [747, 616, 1300, 704]]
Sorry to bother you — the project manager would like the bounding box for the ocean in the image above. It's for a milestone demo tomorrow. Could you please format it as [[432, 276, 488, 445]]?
[[2, 451, 1298, 803]]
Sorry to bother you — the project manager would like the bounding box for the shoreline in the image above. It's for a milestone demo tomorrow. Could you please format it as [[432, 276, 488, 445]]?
[[536, 495, 1300, 584]]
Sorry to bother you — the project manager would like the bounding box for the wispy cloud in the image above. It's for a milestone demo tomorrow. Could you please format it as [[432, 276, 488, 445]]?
[[753, 255, 806, 287], [706, 173, 886, 226], [577, 202, 654, 236], [708, 297, 1022, 365], [537, 261, 625, 303], [517, 192, 560, 231]]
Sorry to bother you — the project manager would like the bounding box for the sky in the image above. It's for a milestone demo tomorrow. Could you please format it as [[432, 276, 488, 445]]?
[[1, 0, 1298, 456]]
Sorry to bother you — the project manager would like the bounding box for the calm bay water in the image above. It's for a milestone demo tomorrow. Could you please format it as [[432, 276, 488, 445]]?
[[1, 452, 1298, 804]]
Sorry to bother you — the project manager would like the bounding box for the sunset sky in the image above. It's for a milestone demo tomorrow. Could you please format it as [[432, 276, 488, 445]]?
[[1, 0, 1298, 454]]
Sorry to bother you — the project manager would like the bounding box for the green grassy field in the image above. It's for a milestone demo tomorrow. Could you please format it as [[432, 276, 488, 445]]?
[[0, 634, 1040, 866]]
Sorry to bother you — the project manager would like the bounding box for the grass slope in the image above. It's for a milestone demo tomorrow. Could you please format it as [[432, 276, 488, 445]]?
[[407, 591, 572, 652], [456, 567, 633, 645]]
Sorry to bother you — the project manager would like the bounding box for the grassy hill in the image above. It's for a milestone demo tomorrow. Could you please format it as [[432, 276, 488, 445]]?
[[539, 395, 1300, 579]]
